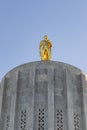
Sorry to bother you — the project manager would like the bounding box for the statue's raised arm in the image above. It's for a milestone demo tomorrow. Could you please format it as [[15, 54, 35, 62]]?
[[39, 35, 52, 60]]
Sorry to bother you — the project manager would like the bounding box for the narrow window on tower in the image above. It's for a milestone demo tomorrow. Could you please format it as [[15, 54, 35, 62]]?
[[56, 109, 63, 130], [38, 108, 45, 130], [20, 110, 27, 130], [74, 113, 80, 130], [5, 115, 10, 130]]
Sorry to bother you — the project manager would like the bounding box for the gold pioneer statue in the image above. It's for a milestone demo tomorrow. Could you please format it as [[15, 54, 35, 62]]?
[[39, 35, 52, 60]]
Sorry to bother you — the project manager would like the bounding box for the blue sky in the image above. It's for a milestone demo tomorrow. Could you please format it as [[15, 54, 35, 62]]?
[[0, 0, 87, 79]]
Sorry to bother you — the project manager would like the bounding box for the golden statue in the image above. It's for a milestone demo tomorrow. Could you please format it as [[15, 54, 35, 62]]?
[[39, 35, 52, 60]]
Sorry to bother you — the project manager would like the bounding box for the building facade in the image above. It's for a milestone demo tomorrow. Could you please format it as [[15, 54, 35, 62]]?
[[0, 61, 87, 130]]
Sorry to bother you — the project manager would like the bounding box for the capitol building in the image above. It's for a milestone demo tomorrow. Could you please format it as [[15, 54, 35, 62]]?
[[0, 36, 87, 130]]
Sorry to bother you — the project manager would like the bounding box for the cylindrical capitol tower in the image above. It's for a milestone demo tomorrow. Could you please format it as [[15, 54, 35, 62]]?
[[0, 61, 87, 130]]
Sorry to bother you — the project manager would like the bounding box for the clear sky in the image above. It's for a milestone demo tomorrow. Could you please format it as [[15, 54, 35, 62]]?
[[0, 0, 87, 79]]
